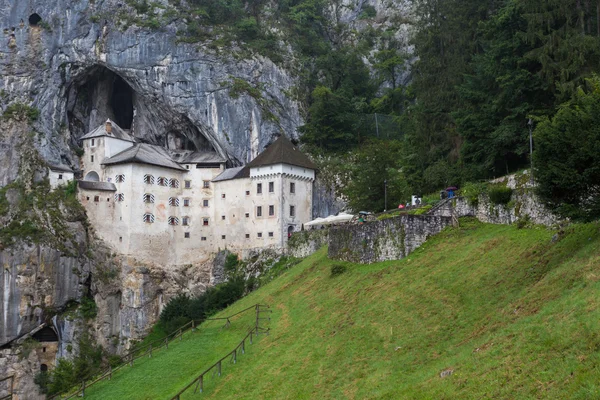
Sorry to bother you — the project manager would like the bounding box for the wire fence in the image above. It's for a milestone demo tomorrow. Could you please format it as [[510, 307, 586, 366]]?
[[48, 304, 267, 400], [355, 113, 404, 141], [171, 304, 272, 399]]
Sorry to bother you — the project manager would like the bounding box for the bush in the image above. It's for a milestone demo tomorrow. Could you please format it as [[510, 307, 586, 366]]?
[[460, 182, 488, 206], [488, 185, 513, 205], [79, 297, 97, 320], [330, 264, 348, 277]]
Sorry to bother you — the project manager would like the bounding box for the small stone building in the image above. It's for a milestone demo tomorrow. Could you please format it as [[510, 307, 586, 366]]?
[[32, 326, 59, 372], [77, 120, 316, 265], [48, 164, 74, 190]]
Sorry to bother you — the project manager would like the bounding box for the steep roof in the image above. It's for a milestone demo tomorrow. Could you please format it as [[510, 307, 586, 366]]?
[[168, 150, 226, 164], [212, 166, 248, 182], [48, 163, 73, 173], [103, 144, 187, 171], [80, 119, 136, 143], [246, 135, 316, 170]]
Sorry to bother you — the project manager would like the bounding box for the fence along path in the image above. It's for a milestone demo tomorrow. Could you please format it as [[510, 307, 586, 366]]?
[[49, 304, 267, 400], [171, 304, 271, 399], [0, 375, 14, 400]]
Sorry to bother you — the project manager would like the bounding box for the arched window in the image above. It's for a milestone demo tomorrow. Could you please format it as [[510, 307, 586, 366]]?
[[115, 174, 125, 183], [157, 177, 168, 186], [143, 193, 155, 203], [182, 216, 190, 226], [114, 193, 125, 202], [170, 179, 180, 188], [143, 213, 155, 223], [29, 13, 42, 26], [143, 174, 155, 184], [40, 364, 48, 372], [168, 197, 179, 206], [84, 171, 100, 182], [168, 216, 179, 226]]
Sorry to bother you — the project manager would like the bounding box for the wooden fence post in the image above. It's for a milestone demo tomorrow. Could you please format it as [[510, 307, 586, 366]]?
[[82, 380, 86, 396], [233, 349, 237, 364], [192, 320, 195, 332], [165, 337, 168, 350], [149, 344, 152, 358], [218, 361, 221, 377], [179, 329, 182, 341], [242, 339, 245, 354], [250, 331, 253, 344], [109, 365, 112, 380], [130, 353, 133, 367]]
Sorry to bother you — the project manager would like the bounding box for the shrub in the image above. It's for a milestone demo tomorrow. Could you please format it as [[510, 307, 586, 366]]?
[[488, 185, 513, 205], [79, 297, 98, 320], [460, 182, 487, 206], [359, 5, 377, 19], [330, 264, 348, 277], [2, 102, 40, 123]]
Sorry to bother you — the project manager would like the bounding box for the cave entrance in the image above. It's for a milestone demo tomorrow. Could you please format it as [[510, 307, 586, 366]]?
[[29, 13, 42, 26], [67, 66, 135, 138], [111, 75, 134, 129]]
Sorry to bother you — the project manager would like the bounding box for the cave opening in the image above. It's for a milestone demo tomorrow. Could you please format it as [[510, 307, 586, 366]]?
[[66, 65, 221, 157], [111, 75, 134, 129], [29, 13, 42, 26]]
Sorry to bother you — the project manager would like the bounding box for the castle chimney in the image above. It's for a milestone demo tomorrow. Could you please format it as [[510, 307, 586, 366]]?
[[105, 121, 112, 134]]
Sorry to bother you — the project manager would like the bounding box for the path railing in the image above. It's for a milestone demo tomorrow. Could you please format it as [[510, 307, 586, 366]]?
[[49, 304, 263, 400], [0, 375, 14, 400], [171, 304, 271, 399]]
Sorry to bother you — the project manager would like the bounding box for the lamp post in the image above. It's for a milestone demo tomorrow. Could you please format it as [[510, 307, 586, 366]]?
[[384, 179, 387, 212], [528, 118, 534, 184]]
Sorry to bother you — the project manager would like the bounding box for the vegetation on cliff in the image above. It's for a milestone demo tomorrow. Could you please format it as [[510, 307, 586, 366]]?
[[70, 219, 600, 398]]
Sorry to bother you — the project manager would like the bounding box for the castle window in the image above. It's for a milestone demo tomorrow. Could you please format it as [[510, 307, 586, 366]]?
[[107, 198, 110, 202], [245, 190, 250, 196], [143, 213, 155, 223], [257, 232, 262, 238], [144, 174, 155, 184], [257, 206, 262, 217], [203, 218, 209, 226], [168, 197, 180, 206], [119, 237, 123, 242], [91, 155, 94, 163], [203, 181, 210, 188], [94, 196, 99, 202], [257, 183, 262, 194], [268, 232, 274, 237], [221, 193, 226, 199], [290, 205, 296, 217], [115, 174, 125, 183], [245, 213, 249, 218], [58, 174, 63, 180], [269, 205, 275, 216], [183, 198, 190, 207], [157, 177, 168, 186], [184, 180, 191, 189], [91, 139, 95, 147], [182, 216, 190, 226], [143, 193, 155, 203], [290, 182, 295, 194], [201, 237, 207, 241], [269, 182, 274, 193], [245, 234, 250, 239], [221, 215, 225, 220], [203, 199, 209, 207], [184, 232, 190, 238], [221, 235, 226, 240], [114, 193, 125, 202], [168, 216, 179, 226], [170, 179, 180, 188]]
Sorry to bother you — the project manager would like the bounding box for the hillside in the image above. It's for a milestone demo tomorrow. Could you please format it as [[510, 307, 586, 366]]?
[[82, 219, 600, 398]]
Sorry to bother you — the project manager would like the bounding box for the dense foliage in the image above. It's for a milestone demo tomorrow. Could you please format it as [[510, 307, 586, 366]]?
[[534, 76, 600, 221]]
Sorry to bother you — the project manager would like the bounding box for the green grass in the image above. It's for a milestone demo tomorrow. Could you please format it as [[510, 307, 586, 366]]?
[[88, 219, 600, 399]]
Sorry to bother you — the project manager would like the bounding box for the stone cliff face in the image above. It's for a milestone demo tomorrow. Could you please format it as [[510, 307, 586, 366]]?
[[0, 0, 415, 395]]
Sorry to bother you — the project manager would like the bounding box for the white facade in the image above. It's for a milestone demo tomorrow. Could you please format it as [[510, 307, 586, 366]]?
[[48, 167, 74, 189], [77, 122, 315, 266]]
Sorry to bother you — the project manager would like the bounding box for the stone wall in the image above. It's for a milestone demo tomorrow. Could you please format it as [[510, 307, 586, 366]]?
[[430, 172, 559, 226], [328, 215, 452, 264], [287, 229, 329, 258]]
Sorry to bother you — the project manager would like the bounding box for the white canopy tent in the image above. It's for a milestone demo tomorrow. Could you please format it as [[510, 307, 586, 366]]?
[[305, 213, 354, 227]]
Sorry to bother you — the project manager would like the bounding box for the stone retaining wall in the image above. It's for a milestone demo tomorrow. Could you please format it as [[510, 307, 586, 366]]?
[[328, 215, 452, 264]]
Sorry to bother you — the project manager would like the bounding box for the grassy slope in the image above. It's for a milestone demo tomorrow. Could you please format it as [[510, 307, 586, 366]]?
[[90, 219, 600, 399]]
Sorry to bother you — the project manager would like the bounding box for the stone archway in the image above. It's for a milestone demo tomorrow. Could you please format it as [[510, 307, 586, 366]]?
[[84, 171, 100, 181]]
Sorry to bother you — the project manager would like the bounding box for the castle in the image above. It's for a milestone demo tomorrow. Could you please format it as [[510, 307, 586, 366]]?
[[76, 120, 316, 265]]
